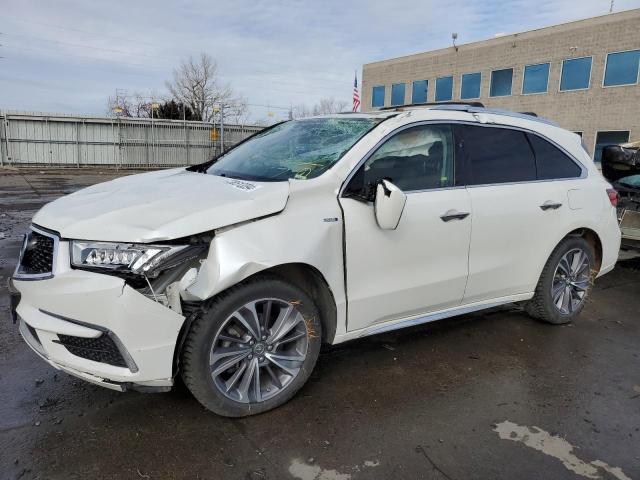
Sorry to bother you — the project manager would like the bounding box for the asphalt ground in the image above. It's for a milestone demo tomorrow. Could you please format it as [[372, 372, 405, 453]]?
[[1, 169, 639, 480]]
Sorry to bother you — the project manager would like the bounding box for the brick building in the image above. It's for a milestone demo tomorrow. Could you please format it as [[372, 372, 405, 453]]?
[[361, 9, 640, 161]]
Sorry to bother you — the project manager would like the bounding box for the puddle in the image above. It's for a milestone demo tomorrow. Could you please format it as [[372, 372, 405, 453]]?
[[494, 420, 631, 480]]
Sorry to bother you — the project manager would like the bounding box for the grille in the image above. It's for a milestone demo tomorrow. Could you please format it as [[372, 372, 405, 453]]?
[[56, 333, 128, 368], [19, 229, 55, 275]]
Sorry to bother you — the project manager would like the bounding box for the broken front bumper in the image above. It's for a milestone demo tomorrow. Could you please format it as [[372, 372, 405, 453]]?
[[11, 242, 185, 391]]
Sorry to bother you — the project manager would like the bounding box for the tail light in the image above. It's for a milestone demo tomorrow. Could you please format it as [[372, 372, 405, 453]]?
[[606, 188, 619, 207]]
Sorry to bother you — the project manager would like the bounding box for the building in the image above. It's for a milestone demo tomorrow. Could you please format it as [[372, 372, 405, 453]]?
[[361, 9, 640, 161]]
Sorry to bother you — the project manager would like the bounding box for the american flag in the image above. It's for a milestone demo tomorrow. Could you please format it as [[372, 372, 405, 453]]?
[[352, 73, 360, 112]]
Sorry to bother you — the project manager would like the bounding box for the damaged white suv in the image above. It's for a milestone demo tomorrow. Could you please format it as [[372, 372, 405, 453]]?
[[11, 104, 621, 416]]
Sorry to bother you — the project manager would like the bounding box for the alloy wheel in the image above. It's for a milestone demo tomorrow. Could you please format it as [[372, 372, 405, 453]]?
[[209, 298, 309, 403], [551, 248, 591, 315]]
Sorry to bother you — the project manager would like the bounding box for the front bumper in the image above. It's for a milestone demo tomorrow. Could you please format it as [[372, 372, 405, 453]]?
[[11, 240, 185, 391]]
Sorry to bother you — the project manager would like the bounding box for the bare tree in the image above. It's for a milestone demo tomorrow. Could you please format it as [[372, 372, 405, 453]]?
[[312, 97, 349, 115], [106, 91, 158, 118], [166, 52, 241, 123], [291, 97, 349, 119]]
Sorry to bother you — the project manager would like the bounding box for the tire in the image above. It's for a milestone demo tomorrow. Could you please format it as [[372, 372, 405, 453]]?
[[525, 236, 596, 324], [181, 275, 322, 417]]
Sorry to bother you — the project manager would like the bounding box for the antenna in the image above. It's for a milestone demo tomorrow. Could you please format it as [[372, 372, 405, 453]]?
[[452, 33, 459, 52]]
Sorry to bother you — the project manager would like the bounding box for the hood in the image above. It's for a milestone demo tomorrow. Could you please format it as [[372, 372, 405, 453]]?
[[33, 168, 290, 242]]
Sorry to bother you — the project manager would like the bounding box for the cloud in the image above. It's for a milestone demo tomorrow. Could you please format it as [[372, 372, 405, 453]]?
[[1, 0, 638, 120]]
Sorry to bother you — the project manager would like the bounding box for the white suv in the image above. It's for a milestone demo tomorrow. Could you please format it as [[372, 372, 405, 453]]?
[[11, 104, 621, 416]]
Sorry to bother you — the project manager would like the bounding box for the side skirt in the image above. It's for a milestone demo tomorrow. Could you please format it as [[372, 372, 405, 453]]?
[[331, 293, 534, 344]]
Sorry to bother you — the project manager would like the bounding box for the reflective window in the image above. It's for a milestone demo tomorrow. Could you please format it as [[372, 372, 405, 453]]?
[[522, 63, 550, 94], [560, 57, 592, 91], [490, 68, 513, 97], [461, 72, 481, 99], [412, 80, 428, 104], [594, 131, 630, 163], [372, 86, 385, 108], [457, 125, 535, 184], [391, 83, 405, 106], [363, 124, 455, 191], [604, 50, 640, 86], [435, 76, 453, 102], [527, 134, 581, 179]]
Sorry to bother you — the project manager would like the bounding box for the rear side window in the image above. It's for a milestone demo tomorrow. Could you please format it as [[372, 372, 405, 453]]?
[[457, 125, 536, 185], [527, 134, 582, 179]]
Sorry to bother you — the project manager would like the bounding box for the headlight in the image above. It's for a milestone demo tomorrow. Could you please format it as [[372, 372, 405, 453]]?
[[70, 241, 201, 277]]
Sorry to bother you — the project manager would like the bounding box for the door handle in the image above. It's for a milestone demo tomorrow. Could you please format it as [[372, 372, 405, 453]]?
[[540, 200, 563, 211], [440, 209, 470, 222]]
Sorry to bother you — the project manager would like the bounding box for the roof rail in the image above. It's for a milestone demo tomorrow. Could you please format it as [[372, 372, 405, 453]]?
[[379, 101, 484, 111], [430, 104, 559, 127], [519, 111, 538, 117]]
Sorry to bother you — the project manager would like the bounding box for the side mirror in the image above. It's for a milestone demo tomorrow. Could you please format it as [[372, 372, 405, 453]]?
[[374, 180, 407, 230]]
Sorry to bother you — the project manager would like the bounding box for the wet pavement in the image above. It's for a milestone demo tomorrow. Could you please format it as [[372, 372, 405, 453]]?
[[1, 169, 639, 480]]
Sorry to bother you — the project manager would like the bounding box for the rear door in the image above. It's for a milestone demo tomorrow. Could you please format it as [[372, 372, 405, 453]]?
[[456, 124, 582, 304]]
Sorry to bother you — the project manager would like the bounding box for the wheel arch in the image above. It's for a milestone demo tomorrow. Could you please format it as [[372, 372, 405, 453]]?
[[252, 262, 338, 345], [566, 227, 603, 273], [533, 227, 603, 287]]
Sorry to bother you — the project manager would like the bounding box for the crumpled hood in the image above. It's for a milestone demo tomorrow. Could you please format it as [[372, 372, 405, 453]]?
[[33, 168, 290, 242]]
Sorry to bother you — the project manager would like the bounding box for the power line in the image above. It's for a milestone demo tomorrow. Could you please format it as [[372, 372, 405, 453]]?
[[2, 31, 178, 62], [2, 16, 158, 47]]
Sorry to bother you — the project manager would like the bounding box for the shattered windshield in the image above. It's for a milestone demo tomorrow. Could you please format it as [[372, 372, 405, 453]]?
[[618, 175, 640, 188], [206, 117, 382, 181]]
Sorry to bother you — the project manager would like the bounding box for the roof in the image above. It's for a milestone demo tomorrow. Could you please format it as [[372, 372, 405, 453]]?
[[337, 103, 559, 128]]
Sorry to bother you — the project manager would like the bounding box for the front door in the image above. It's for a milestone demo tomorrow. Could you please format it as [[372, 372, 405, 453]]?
[[339, 123, 472, 332]]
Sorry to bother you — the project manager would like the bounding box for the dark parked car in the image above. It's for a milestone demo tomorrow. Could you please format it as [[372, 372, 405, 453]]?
[[602, 142, 640, 250]]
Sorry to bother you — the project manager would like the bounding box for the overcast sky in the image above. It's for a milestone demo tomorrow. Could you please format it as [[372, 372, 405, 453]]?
[[1, 0, 638, 122]]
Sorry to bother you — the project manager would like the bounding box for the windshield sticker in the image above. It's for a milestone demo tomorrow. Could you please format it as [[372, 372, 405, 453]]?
[[225, 178, 260, 191]]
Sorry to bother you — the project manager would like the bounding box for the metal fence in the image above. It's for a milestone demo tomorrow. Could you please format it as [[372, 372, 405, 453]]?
[[0, 110, 263, 168]]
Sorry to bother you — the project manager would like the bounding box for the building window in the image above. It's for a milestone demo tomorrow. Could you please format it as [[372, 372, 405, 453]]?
[[560, 57, 592, 91], [490, 68, 513, 97], [574, 132, 583, 138], [411, 80, 428, 104], [435, 76, 453, 102], [460, 72, 481, 99], [391, 83, 405, 106], [372, 86, 385, 108], [604, 50, 640, 87], [522, 63, 550, 94], [594, 131, 630, 163]]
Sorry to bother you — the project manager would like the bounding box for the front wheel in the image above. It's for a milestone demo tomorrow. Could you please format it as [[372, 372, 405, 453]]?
[[525, 236, 596, 324], [181, 276, 322, 417]]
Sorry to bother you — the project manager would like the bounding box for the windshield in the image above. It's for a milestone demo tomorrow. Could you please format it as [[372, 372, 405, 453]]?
[[618, 174, 640, 188], [206, 117, 381, 181]]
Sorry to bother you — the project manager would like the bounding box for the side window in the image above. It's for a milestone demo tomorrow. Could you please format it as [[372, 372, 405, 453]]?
[[527, 134, 582, 179], [363, 125, 455, 192], [458, 125, 536, 185]]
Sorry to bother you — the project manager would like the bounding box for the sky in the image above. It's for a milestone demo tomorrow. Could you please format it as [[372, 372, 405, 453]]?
[[1, 0, 639, 123]]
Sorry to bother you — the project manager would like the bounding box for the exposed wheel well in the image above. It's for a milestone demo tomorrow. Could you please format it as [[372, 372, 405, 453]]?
[[567, 228, 602, 273], [253, 263, 338, 344]]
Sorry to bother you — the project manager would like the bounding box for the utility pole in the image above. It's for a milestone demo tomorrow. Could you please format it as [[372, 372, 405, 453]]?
[[610, 0, 614, 12], [220, 104, 225, 154]]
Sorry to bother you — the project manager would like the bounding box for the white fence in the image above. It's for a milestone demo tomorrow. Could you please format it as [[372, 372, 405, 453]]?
[[0, 110, 263, 168]]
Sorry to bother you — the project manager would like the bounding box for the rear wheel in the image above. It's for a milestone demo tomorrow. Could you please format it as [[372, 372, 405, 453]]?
[[181, 276, 321, 417], [525, 236, 595, 324]]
